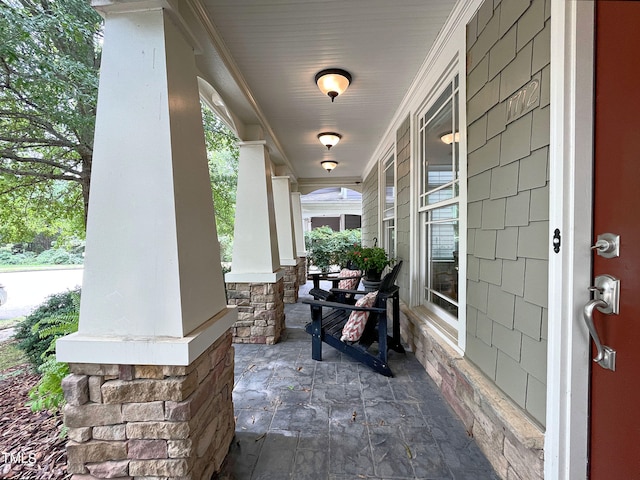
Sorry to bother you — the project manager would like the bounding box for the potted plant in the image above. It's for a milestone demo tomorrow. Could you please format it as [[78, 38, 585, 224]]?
[[349, 246, 394, 281]]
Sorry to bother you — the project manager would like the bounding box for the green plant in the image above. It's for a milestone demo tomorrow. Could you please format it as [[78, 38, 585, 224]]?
[[349, 246, 394, 278], [26, 357, 69, 412], [15, 289, 81, 368], [20, 289, 80, 412], [332, 230, 361, 268], [304, 227, 362, 271]]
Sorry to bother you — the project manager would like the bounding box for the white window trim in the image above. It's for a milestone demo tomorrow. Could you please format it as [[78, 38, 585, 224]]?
[[361, 0, 480, 353], [380, 148, 397, 257], [545, 1, 594, 478], [412, 57, 467, 353]]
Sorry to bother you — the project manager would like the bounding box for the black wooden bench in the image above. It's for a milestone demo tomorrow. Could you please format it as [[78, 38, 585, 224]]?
[[303, 261, 404, 377]]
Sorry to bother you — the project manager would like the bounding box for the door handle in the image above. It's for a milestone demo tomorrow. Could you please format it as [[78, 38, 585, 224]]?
[[583, 274, 620, 371], [583, 299, 615, 368]]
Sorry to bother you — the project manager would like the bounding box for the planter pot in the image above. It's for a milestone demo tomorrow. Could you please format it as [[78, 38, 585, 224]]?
[[362, 279, 382, 292], [365, 270, 382, 281]]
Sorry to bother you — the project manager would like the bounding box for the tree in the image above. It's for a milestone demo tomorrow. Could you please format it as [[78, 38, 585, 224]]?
[[0, 0, 102, 241], [0, 1, 239, 248], [202, 105, 239, 261], [202, 105, 238, 240]]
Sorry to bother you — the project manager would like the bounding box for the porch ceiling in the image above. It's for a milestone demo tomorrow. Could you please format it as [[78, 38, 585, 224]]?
[[193, 0, 457, 186]]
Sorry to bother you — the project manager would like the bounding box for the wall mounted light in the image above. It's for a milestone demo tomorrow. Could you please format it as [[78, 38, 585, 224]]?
[[317, 132, 342, 150], [315, 69, 352, 102], [440, 132, 460, 145], [321, 160, 338, 172]]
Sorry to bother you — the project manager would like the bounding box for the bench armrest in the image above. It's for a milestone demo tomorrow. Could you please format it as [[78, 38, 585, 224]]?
[[302, 298, 385, 313]]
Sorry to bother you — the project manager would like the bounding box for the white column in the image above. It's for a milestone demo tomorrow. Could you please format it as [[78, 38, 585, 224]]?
[[291, 192, 306, 256], [272, 177, 298, 266], [225, 141, 283, 283], [57, 4, 236, 366]]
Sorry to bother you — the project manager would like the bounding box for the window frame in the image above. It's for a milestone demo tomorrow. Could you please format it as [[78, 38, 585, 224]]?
[[380, 150, 396, 259], [414, 63, 466, 349]]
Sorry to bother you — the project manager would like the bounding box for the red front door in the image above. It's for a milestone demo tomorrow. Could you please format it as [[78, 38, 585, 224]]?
[[590, 1, 640, 478]]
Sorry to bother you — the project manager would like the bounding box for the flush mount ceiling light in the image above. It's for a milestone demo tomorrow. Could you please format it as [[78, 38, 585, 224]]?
[[440, 132, 460, 145], [317, 132, 342, 150], [315, 69, 352, 102], [321, 160, 338, 172]]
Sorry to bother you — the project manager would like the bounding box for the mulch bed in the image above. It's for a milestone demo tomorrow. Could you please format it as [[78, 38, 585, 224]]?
[[0, 365, 69, 479]]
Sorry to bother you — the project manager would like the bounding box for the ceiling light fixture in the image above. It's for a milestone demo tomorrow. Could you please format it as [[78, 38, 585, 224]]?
[[315, 69, 352, 102], [317, 132, 342, 150], [440, 132, 460, 145], [321, 160, 338, 172]]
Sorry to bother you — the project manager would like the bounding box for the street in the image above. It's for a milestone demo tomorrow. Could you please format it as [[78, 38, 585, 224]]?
[[0, 268, 84, 321]]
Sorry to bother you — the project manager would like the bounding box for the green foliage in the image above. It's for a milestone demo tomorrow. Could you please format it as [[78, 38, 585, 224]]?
[[0, 245, 35, 264], [34, 248, 83, 265], [14, 288, 80, 412], [14, 288, 80, 368], [304, 227, 362, 272], [218, 234, 234, 263], [0, 244, 83, 265], [0, 0, 103, 242], [202, 104, 239, 245], [349, 246, 394, 276], [26, 356, 69, 412], [0, 3, 239, 249]]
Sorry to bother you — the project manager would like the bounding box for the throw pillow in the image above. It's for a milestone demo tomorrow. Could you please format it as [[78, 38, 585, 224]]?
[[340, 291, 378, 342], [337, 268, 361, 290]]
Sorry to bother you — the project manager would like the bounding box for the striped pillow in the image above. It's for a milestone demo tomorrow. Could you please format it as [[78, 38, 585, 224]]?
[[340, 291, 378, 342], [337, 268, 361, 290]]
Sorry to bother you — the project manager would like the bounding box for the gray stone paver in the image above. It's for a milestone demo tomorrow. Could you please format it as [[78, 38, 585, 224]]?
[[216, 283, 498, 480]]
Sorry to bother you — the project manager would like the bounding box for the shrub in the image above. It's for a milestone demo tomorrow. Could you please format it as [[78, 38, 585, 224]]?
[[15, 289, 80, 412], [0, 244, 83, 266], [304, 227, 361, 271], [35, 248, 75, 265], [15, 289, 81, 368]]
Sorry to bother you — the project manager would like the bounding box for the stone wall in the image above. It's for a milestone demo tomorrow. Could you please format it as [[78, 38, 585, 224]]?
[[226, 278, 285, 344], [465, 0, 550, 426], [62, 331, 235, 480], [401, 308, 543, 480]]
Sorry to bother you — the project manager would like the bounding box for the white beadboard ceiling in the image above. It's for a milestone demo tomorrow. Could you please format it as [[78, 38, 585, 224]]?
[[197, 0, 457, 186]]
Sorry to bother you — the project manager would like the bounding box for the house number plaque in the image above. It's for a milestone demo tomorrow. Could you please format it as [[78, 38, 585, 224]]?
[[506, 72, 541, 124]]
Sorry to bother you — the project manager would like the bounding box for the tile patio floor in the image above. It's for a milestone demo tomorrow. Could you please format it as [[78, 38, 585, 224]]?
[[215, 282, 498, 480]]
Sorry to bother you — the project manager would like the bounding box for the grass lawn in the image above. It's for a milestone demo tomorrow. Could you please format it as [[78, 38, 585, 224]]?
[[0, 264, 83, 273], [0, 316, 23, 330], [0, 340, 28, 375]]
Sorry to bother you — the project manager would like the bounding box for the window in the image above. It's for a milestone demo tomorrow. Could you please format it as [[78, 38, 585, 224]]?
[[418, 74, 460, 328], [382, 153, 395, 259]]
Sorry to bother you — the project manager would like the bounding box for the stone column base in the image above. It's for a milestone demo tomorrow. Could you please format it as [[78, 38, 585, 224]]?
[[297, 256, 307, 286], [283, 264, 299, 304], [62, 331, 235, 480], [226, 277, 285, 344]]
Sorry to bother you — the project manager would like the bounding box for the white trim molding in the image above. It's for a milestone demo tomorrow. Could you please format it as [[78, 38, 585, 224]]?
[[545, 0, 595, 478]]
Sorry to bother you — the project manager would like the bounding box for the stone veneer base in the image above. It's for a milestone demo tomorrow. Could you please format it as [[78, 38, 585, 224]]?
[[62, 331, 235, 480], [226, 278, 285, 344], [297, 256, 307, 287], [283, 265, 298, 305], [400, 306, 544, 480]]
